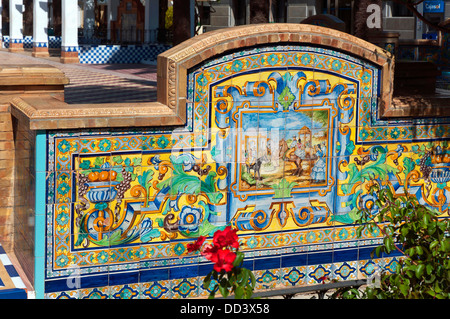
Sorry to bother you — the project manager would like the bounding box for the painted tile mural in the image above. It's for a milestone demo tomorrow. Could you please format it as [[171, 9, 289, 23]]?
[[43, 45, 449, 298]]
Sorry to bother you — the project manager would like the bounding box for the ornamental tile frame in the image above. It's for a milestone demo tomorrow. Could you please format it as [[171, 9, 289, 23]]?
[[8, 24, 450, 298]]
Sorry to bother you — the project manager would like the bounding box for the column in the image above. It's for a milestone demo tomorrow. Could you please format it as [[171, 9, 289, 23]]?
[[107, 0, 112, 41], [83, 0, 95, 40], [9, 0, 24, 52], [61, 0, 79, 63], [145, 0, 158, 43], [107, 0, 119, 42], [190, 0, 195, 37], [32, 0, 49, 57]]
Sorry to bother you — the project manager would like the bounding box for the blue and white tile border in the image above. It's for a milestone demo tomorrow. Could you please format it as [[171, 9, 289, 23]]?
[[2, 36, 171, 64], [0, 243, 27, 296]]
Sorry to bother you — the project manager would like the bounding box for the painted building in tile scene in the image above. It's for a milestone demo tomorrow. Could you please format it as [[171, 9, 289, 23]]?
[[2, 22, 448, 299]]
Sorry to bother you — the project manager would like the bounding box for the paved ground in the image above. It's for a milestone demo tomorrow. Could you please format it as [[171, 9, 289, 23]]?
[[0, 48, 158, 104]]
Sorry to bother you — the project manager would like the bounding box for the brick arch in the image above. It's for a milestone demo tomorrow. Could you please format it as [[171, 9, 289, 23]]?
[[157, 23, 395, 124]]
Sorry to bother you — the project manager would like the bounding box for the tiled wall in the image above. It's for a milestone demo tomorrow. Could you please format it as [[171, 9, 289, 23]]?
[[37, 43, 449, 298], [2, 36, 62, 49], [1, 36, 170, 64], [78, 44, 171, 64], [2, 36, 169, 64]]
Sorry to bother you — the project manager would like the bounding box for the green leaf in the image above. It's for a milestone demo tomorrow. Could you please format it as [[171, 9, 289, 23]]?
[[373, 246, 383, 258], [384, 237, 393, 254], [423, 213, 431, 226], [93, 157, 104, 167], [234, 285, 244, 299], [399, 283, 409, 297], [233, 251, 244, 268], [79, 160, 92, 169], [218, 283, 229, 298], [132, 157, 142, 166], [112, 155, 123, 164], [415, 264, 425, 279], [415, 246, 424, 256], [426, 264, 433, 276]]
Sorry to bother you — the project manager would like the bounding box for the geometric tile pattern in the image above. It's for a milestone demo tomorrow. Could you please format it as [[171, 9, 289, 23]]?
[[78, 44, 171, 64], [2, 36, 61, 49], [2, 36, 169, 64], [0, 244, 27, 299]]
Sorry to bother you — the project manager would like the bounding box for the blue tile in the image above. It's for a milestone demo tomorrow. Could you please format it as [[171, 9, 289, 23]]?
[[4, 264, 19, 278]]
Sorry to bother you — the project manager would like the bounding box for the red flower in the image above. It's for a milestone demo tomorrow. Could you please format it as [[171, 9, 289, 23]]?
[[213, 249, 236, 273], [201, 243, 219, 262], [318, 275, 328, 284], [213, 226, 239, 249], [187, 236, 206, 253]]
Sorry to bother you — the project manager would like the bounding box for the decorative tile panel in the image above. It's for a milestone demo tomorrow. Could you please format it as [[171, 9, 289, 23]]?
[[42, 44, 449, 298]]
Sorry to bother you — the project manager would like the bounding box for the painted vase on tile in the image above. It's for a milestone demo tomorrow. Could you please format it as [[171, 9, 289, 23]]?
[[85, 181, 119, 203]]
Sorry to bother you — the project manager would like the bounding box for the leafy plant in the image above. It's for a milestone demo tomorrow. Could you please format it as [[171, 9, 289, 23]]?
[[332, 179, 450, 299], [187, 226, 256, 299], [272, 178, 298, 199]]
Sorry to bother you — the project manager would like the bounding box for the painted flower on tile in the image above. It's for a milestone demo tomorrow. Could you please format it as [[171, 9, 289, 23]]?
[[179, 206, 203, 234], [335, 262, 356, 280], [306, 231, 316, 243], [55, 253, 70, 267], [96, 251, 109, 264], [156, 135, 170, 149], [173, 279, 196, 298], [56, 210, 69, 226], [195, 134, 207, 147], [435, 125, 446, 137], [147, 282, 168, 299], [173, 243, 186, 256], [57, 140, 71, 154], [256, 270, 278, 285], [390, 127, 401, 139], [135, 247, 147, 259], [196, 73, 208, 87], [118, 287, 134, 299], [283, 268, 305, 285], [231, 59, 244, 72], [310, 265, 331, 283], [98, 139, 111, 152], [57, 182, 70, 196], [301, 53, 312, 65], [246, 236, 258, 249], [359, 128, 369, 141], [267, 53, 279, 66], [337, 228, 349, 240], [331, 59, 342, 71], [278, 86, 295, 110], [361, 71, 371, 83]]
